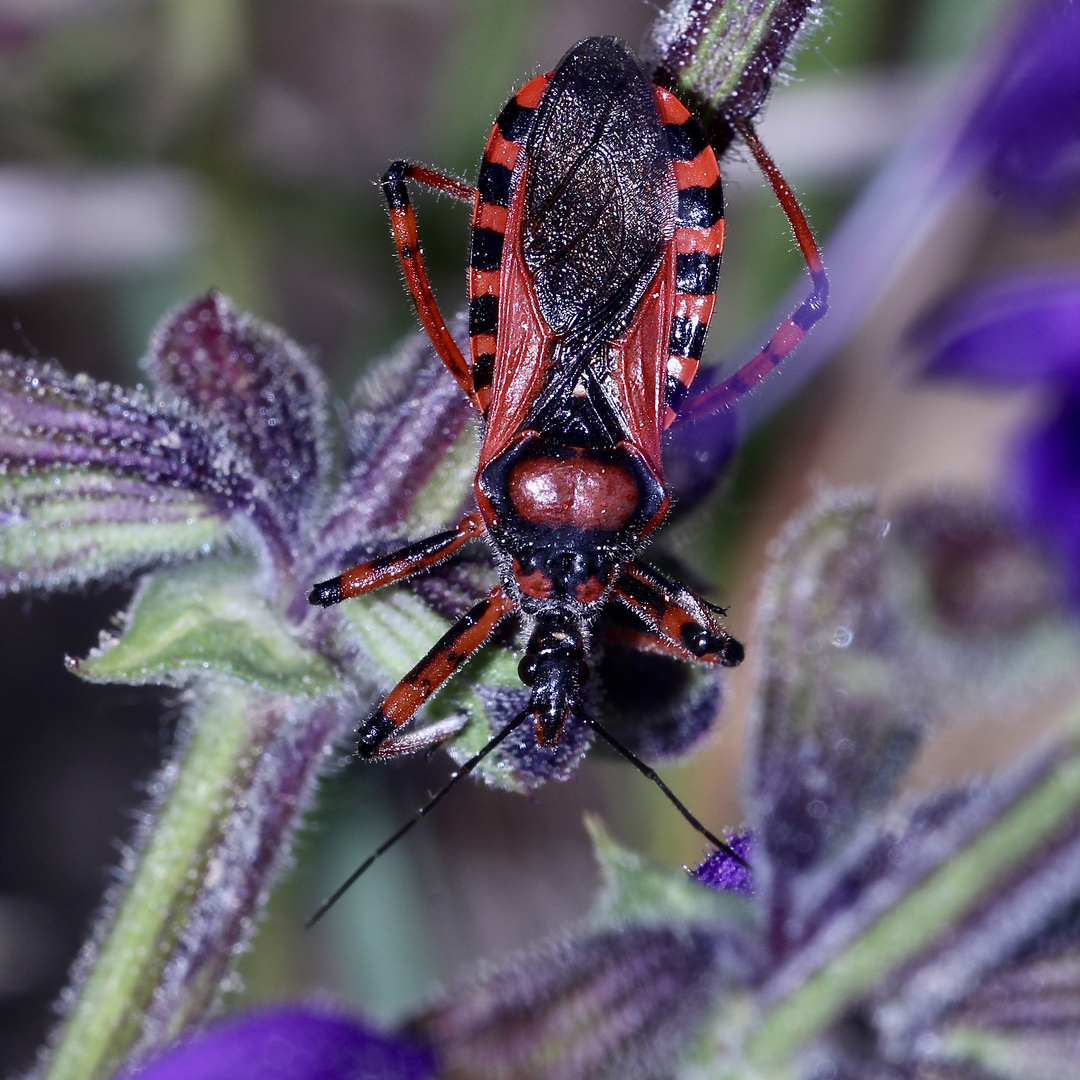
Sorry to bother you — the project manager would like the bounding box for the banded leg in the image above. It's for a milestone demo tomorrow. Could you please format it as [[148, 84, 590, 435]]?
[[613, 561, 744, 667], [677, 119, 829, 421], [381, 160, 483, 411], [357, 587, 516, 757], [309, 512, 485, 607], [600, 622, 714, 665]]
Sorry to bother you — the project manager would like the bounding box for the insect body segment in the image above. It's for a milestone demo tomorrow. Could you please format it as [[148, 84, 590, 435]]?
[[311, 36, 826, 762]]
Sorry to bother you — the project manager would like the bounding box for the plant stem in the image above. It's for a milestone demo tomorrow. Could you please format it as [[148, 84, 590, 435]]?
[[43, 682, 256, 1080]]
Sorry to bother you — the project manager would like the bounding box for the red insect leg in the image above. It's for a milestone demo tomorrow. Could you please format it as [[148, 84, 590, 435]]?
[[612, 561, 743, 667], [600, 623, 711, 665], [309, 512, 486, 607], [677, 119, 829, 421], [356, 587, 517, 757], [381, 161, 483, 411]]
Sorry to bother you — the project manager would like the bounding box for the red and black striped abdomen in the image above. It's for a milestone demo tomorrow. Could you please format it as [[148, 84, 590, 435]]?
[[653, 87, 724, 428], [467, 72, 550, 416]]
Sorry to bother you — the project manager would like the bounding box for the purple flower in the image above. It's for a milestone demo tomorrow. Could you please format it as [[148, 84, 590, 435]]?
[[693, 830, 754, 896], [124, 1009, 435, 1080], [920, 271, 1080, 600], [958, 0, 1080, 213]]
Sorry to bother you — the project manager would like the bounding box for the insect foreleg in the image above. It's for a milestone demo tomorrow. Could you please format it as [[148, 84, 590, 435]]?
[[355, 587, 516, 758], [309, 511, 486, 607], [381, 160, 483, 410]]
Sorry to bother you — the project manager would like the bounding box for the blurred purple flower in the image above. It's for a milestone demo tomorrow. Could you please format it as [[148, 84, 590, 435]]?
[[920, 271, 1080, 600], [124, 1009, 435, 1080], [957, 0, 1080, 214]]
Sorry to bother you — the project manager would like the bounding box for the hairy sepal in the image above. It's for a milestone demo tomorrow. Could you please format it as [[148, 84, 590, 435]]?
[[73, 559, 337, 696]]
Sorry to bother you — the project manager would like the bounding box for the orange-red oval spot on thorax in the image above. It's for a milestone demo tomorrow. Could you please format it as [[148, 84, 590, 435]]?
[[508, 455, 640, 531]]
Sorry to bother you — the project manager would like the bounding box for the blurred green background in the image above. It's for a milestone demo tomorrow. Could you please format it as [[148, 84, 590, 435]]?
[[0, 0, 1027, 1072]]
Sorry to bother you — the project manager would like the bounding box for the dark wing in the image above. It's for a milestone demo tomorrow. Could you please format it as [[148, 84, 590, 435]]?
[[522, 37, 675, 354]]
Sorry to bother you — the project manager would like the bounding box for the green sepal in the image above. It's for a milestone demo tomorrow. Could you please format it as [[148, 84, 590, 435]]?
[[0, 470, 229, 594], [402, 417, 481, 535], [585, 815, 753, 930], [74, 559, 337, 696]]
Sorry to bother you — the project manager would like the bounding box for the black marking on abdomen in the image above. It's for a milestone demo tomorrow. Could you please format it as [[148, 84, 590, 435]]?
[[477, 160, 512, 207], [469, 294, 499, 337], [676, 184, 724, 230], [676, 252, 720, 295], [665, 374, 691, 411], [470, 228, 505, 271], [497, 99, 536, 142], [665, 119, 708, 162], [472, 352, 495, 391], [669, 316, 708, 361]]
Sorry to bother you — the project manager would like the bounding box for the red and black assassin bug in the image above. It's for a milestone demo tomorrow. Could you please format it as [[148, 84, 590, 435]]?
[[307, 37, 827, 913]]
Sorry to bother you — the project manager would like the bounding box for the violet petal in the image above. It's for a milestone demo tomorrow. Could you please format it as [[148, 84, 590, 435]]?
[[1014, 393, 1080, 604], [0, 353, 257, 592], [693, 831, 755, 896], [959, 0, 1080, 213], [125, 1008, 435, 1080], [312, 322, 474, 578], [0, 354, 235, 493], [919, 272, 1080, 386]]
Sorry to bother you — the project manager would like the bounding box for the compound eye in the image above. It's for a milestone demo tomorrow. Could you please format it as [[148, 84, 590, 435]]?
[[682, 623, 713, 657], [518, 653, 539, 687], [577, 659, 590, 685]]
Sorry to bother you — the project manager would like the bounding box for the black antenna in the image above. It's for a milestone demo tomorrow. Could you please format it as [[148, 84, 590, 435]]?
[[583, 713, 750, 871], [306, 711, 528, 928]]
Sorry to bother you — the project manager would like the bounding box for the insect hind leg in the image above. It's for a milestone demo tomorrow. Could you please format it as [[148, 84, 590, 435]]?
[[678, 119, 828, 421]]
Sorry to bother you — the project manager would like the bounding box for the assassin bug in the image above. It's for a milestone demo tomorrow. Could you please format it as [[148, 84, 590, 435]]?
[[308, 37, 827, 900]]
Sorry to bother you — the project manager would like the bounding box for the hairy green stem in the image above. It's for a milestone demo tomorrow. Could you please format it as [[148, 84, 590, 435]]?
[[43, 682, 256, 1080]]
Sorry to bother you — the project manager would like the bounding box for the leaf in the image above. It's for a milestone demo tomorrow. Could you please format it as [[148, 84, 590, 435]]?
[[75, 559, 337, 695]]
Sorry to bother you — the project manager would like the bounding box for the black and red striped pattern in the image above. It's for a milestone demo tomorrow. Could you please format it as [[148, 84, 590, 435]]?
[[653, 87, 724, 429], [468, 74, 550, 412]]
